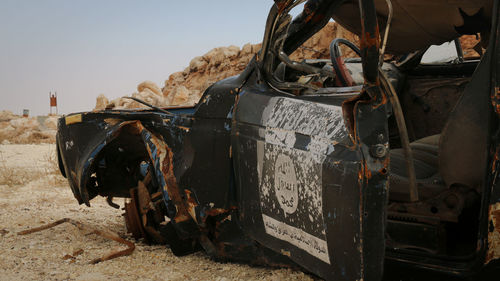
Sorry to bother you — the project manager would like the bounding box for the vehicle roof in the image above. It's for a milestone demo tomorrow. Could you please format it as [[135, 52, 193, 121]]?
[[277, 0, 493, 55]]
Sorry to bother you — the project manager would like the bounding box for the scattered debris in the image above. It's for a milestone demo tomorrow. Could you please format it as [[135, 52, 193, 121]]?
[[62, 249, 84, 261], [18, 218, 135, 264]]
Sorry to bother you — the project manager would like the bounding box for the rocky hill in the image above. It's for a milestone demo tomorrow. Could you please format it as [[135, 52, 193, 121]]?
[[96, 22, 358, 110], [96, 22, 480, 111]]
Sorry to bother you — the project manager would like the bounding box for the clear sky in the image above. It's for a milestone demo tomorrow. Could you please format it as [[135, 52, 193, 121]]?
[[0, 0, 271, 116]]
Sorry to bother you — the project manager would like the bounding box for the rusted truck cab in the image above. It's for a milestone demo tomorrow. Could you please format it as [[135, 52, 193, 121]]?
[[57, 0, 500, 280]]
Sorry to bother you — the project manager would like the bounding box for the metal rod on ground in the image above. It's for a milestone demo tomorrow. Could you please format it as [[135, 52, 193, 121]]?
[[18, 218, 135, 264]]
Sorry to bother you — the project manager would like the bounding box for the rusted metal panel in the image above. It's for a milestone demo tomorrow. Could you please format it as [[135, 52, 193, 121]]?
[[230, 74, 388, 280], [486, 0, 500, 267], [358, 0, 381, 88], [486, 202, 500, 264], [53, 0, 500, 280]]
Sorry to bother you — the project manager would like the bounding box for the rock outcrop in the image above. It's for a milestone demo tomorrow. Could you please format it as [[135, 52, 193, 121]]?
[[95, 22, 358, 110], [0, 111, 58, 144], [95, 94, 109, 111], [95, 22, 478, 110], [0, 110, 17, 122], [95, 22, 482, 111]]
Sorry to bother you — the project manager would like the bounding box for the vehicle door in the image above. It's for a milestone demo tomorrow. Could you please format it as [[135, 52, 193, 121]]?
[[231, 1, 390, 280]]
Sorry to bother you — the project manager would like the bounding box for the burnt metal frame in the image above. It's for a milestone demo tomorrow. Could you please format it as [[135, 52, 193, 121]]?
[[237, 1, 390, 280], [383, 0, 500, 274], [54, 0, 500, 279]]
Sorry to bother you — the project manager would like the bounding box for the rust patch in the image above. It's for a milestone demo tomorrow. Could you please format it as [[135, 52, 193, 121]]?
[[358, 158, 374, 182], [103, 118, 121, 126], [275, 0, 294, 14], [304, 11, 325, 24], [492, 146, 500, 173], [123, 122, 143, 135], [363, 161, 372, 179], [205, 208, 232, 217], [233, 92, 240, 116], [372, 87, 388, 109], [380, 155, 390, 176], [123, 188, 147, 241], [128, 120, 193, 226], [155, 138, 192, 224], [358, 168, 364, 182], [486, 202, 500, 264], [359, 29, 380, 50], [379, 167, 388, 175], [341, 94, 361, 147], [185, 189, 198, 223], [490, 87, 500, 115], [62, 249, 84, 261]]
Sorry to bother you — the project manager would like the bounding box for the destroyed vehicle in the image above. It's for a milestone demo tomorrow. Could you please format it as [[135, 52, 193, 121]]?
[[56, 0, 500, 280]]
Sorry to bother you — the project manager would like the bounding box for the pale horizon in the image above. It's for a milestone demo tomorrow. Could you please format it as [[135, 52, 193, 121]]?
[[0, 0, 271, 116]]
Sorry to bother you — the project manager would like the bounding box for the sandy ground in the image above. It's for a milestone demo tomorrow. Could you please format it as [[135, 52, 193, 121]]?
[[3, 144, 498, 281], [0, 144, 313, 281]]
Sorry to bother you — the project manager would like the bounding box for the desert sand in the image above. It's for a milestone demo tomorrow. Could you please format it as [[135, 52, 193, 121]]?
[[0, 144, 312, 281]]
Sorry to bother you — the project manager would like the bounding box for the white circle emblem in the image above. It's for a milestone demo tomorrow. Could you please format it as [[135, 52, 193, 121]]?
[[275, 154, 298, 214]]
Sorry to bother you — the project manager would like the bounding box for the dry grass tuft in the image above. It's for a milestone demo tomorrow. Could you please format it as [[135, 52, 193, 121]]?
[[27, 131, 56, 144], [0, 149, 65, 187], [0, 165, 25, 186], [0, 160, 40, 187], [43, 149, 67, 186], [44, 149, 60, 175]]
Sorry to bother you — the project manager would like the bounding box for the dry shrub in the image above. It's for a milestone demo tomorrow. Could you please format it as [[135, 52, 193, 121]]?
[[0, 165, 25, 186], [44, 149, 60, 174], [27, 131, 56, 144], [0, 153, 41, 186], [0, 130, 16, 144], [0, 149, 64, 187], [16, 131, 56, 144], [44, 148, 67, 186]]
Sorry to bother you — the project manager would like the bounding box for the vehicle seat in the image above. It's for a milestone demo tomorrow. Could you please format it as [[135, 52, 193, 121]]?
[[389, 135, 446, 201], [438, 50, 491, 192], [389, 50, 491, 201]]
